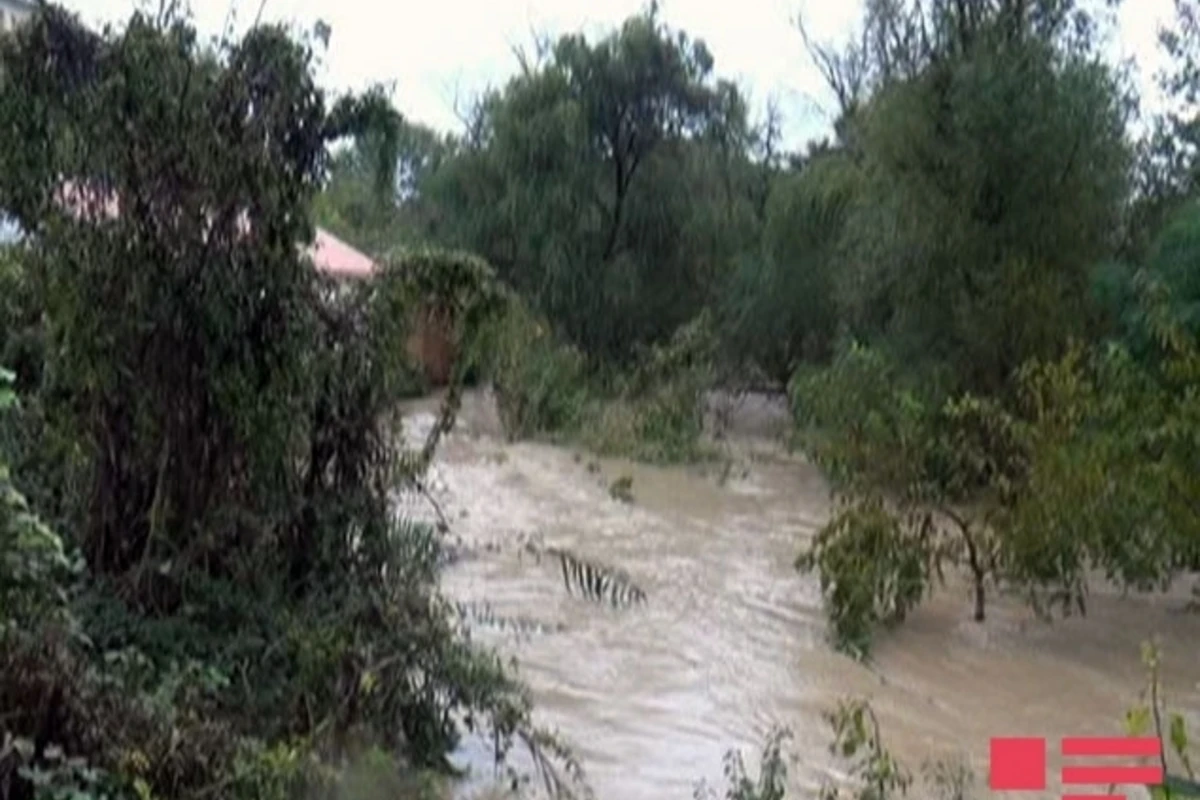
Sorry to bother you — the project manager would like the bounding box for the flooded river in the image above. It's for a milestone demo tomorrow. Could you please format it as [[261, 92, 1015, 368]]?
[[397, 389, 1200, 800]]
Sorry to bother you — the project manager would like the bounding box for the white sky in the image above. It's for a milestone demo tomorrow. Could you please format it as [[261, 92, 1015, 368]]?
[[67, 0, 1178, 151]]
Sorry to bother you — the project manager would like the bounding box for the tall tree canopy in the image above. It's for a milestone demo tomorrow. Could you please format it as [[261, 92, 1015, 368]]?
[[797, 0, 1133, 394], [421, 4, 759, 362]]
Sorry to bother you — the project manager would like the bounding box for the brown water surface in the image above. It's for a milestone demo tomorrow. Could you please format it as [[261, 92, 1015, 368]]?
[[396, 390, 1200, 800]]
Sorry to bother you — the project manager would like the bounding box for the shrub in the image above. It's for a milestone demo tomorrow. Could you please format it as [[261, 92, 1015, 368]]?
[[479, 296, 589, 440]]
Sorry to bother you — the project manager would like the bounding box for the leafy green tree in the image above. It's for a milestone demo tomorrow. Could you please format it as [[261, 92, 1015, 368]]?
[[792, 342, 1032, 656], [782, 0, 1161, 657], [421, 4, 758, 362], [1131, 0, 1200, 250], [1001, 270, 1200, 613], [798, 267, 1200, 656], [313, 108, 452, 255], [0, 6, 370, 581], [797, 0, 1132, 394], [721, 150, 856, 380], [1093, 201, 1200, 363]]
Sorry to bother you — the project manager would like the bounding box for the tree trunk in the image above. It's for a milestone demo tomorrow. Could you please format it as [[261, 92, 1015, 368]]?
[[961, 520, 987, 622], [973, 573, 986, 622]]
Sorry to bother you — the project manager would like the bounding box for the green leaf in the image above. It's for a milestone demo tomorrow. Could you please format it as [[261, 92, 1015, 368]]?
[[1126, 706, 1152, 737], [1170, 713, 1190, 758]]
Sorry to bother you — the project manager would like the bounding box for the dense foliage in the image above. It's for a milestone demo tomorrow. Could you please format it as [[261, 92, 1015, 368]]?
[[312, 0, 1200, 660], [4, 0, 1200, 795], [786, 0, 1200, 658], [0, 7, 576, 800]]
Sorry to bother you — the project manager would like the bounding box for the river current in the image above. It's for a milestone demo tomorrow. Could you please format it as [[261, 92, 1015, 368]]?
[[395, 389, 1200, 800]]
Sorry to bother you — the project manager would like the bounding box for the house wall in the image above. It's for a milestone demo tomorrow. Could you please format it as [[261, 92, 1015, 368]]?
[[310, 228, 456, 388], [405, 304, 456, 387]]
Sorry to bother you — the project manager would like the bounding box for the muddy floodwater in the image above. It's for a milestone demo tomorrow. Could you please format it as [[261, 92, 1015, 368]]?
[[396, 389, 1200, 800]]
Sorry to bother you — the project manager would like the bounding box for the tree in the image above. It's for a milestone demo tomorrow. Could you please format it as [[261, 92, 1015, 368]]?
[[720, 150, 855, 380], [1137, 0, 1200, 224], [421, 4, 758, 362], [790, 0, 1132, 395], [1000, 269, 1200, 615], [0, 6, 386, 581], [313, 108, 452, 255], [792, 341, 1032, 656], [796, 261, 1200, 658], [788, 0, 1148, 656]]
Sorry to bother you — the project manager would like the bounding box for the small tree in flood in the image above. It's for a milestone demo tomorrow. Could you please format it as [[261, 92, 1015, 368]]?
[[998, 273, 1200, 618], [795, 272, 1200, 658], [792, 343, 1030, 658]]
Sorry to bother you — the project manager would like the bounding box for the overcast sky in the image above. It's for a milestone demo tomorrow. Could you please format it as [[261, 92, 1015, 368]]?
[[67, 0, 1178, 151]]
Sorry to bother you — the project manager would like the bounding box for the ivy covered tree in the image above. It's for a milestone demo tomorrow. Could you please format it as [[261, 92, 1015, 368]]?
[[0, 6, 578, 799], [0, 6, 373, 581]]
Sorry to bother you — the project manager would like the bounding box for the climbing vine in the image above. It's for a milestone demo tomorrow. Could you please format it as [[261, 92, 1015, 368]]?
[[0, 6, 584, 799]]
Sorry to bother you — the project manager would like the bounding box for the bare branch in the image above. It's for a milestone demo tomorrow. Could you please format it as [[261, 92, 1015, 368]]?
[[797, 12, 869, 118], [446, 77, 487, 148], [508, 23, 553, 77]]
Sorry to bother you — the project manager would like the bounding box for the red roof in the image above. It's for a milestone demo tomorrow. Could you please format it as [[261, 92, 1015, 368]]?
[[53, 180, 378, 279], [309, 227, 376, 278]]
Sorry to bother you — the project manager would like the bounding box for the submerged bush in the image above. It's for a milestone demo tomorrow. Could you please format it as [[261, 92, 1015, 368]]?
[[794, 275, 1200, 657], [480, 298, 718, 463], [480, 295, 589, 440], [584, 310, 717, 463], [791, 343, 1027, 655]]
